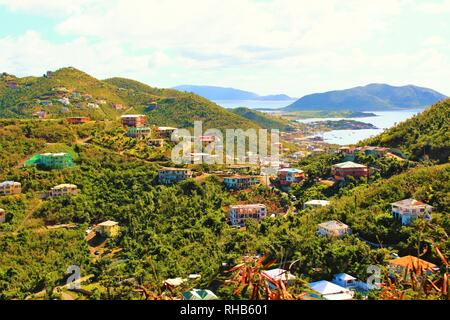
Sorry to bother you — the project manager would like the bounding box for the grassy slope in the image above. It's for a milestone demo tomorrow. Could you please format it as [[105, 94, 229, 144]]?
[[361, 99, 450, 163]]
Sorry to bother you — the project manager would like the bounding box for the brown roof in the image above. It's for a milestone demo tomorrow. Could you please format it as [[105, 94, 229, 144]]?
[[388, 256, 437, 271]]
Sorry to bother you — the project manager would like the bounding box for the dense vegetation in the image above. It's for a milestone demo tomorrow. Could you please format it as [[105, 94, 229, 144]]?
[[362, 99, 450, 163]]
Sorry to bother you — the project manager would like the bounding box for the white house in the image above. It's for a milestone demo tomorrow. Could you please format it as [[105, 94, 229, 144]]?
[[391, 199, 433, 225], [317, 220, 351, 238], [309, 280, 354, 300], [304, 200, 330, 209]]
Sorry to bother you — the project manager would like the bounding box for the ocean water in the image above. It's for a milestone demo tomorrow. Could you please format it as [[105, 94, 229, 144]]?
[[212, 99, 295, 110], [297, 109, 424, 145]]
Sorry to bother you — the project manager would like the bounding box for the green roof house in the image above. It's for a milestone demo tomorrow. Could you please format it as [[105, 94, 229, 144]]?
[[25, 153, 74, 170], [182, 289, 218, 300]]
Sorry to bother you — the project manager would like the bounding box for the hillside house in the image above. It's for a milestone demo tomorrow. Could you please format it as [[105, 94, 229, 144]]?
[[0, 208, 6, 223], [277, 168, 305, 185], [223, 175, 261, 190], [262, 268, 296, 289], [388, 256, 438, 278], [112, 103, 124, 110], [40, 101, 53, 106], [339, 146, 356, 161], [46, 184, 78, 198], [391, 199, 433, 225], [67, 117, 90, 124], [147, 139, 165, 147], [182, 289, 218, 300], [57, 97, 71, 106], [357, 146, 389, 158], [96, 221, 120, 238], [0, 181, 22, 196], [229, 204, 267, 227], [35, 153, 74, 170], [158, 168, 193, 185], [33, 110, 47, 119], [127, 127, 151, 138], [309, 280, 354, 300], [121, 114, 147, 127], [157, 126, 178, 139], [304, 200, 330, 209], [317, 220, 351, 238], [332, 161, 369, 180], [87, 103, 99, 109]]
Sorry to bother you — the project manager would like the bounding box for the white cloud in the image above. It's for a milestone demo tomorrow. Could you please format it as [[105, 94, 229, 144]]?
[[0, 0, 449, 96]]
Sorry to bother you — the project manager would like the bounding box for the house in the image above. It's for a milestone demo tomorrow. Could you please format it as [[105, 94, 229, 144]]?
[[97, 99, 107, 105], [46, 184, 78, 198], [332, 161, 369, 181], [277, 168, 305, 185], [72, 92, 81, 98], [182, 289, 218, 300], [391, 199, 433, 225], [304, 200, 330, 209], [332, 273, 379, 291], [36, 153, 74, 170], [331, 273, 358, 289], [262, 268, 296, 288], [147, 139, 165, 147], [40, 101, 53, 106], [229, 204, 267, 227], [33, 110, 47, 119], [112, 103, 124, 110], [96, 221, 120, 238], [357, 146, 390, 158], [57, 97, 71, 106], [164, 277, 187, 289], [127, 127, 151, 138], [388, 256, 438, 277], [121, 114, 147, 127], [0, 181, 22, 196], [87, 103, 99, 109], [157, 126, 178, 139], [158, 168, 193, 185], [0, 208, 6, 223], [223, 176, 261, 190], [309, 280, 354, 300], [67, 117, 90, 124], [44, 71, 53, 78], [339, 146, 356, 161], [317, 220, 351, 238]]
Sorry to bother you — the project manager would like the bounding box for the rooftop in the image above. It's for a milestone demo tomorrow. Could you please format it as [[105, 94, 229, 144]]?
[[231, 204, 266, 210], [52, 184, 77, 190], [157, 126, 178, 131], [334, 273, 357, 281], [159, 167, 191, 172], [98, 220, 119, 227], [305, 200, 330, 206], [120, 114, 146, 118], [262, 268, 296, 282], [278, 168, 304, 173], [41, 152, 69, 157], [391, 198, 432, 208], [0, 181, 20, 187], [310, 280, 351, 296], [318, 220, 349, 230], [333, 161, 367, 169], [388, 255, 438, 271]]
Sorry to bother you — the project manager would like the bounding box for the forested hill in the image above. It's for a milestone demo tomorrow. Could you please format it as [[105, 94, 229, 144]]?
[[361, 99, 450, 163], [0, 68, 259, 130], [230, 107, 299, 131], [284, 83, 447, 112], [104, 78, 260, 130]]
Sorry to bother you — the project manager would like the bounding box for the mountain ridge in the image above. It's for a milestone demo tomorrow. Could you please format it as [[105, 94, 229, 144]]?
[[173, 84, 295, 101], [283, 83, 447, 112]]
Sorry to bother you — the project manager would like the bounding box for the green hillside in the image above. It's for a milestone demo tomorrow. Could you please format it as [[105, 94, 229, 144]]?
[[104, 77, 260, 130], [230, 107, 299, 131], [0, 68, 260, 130], [361, 99, 450, 163]]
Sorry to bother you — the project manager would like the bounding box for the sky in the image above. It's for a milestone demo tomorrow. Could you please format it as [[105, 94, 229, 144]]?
[[0, 0, 449, 97]]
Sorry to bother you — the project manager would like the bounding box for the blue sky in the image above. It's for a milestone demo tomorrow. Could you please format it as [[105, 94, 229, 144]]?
[[0, 0, 449, 97]]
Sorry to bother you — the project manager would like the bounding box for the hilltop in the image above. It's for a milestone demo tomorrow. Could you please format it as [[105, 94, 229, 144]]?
[[361, 98, 450, 163], [173, 85, 294, 101], [230, 107, 299, 131], [0, 68, 260, 130], [284, 83, 447, 112]]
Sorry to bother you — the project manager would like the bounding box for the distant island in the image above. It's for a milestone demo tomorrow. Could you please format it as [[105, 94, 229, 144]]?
[[283, 83, 447, 112], [308, 119, 378, 130], [173, 85, 295, 101], [278, 110, 378, 119]]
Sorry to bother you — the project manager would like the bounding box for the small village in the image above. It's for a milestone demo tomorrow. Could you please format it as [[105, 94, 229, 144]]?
[[0, 103, 444, 301]]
